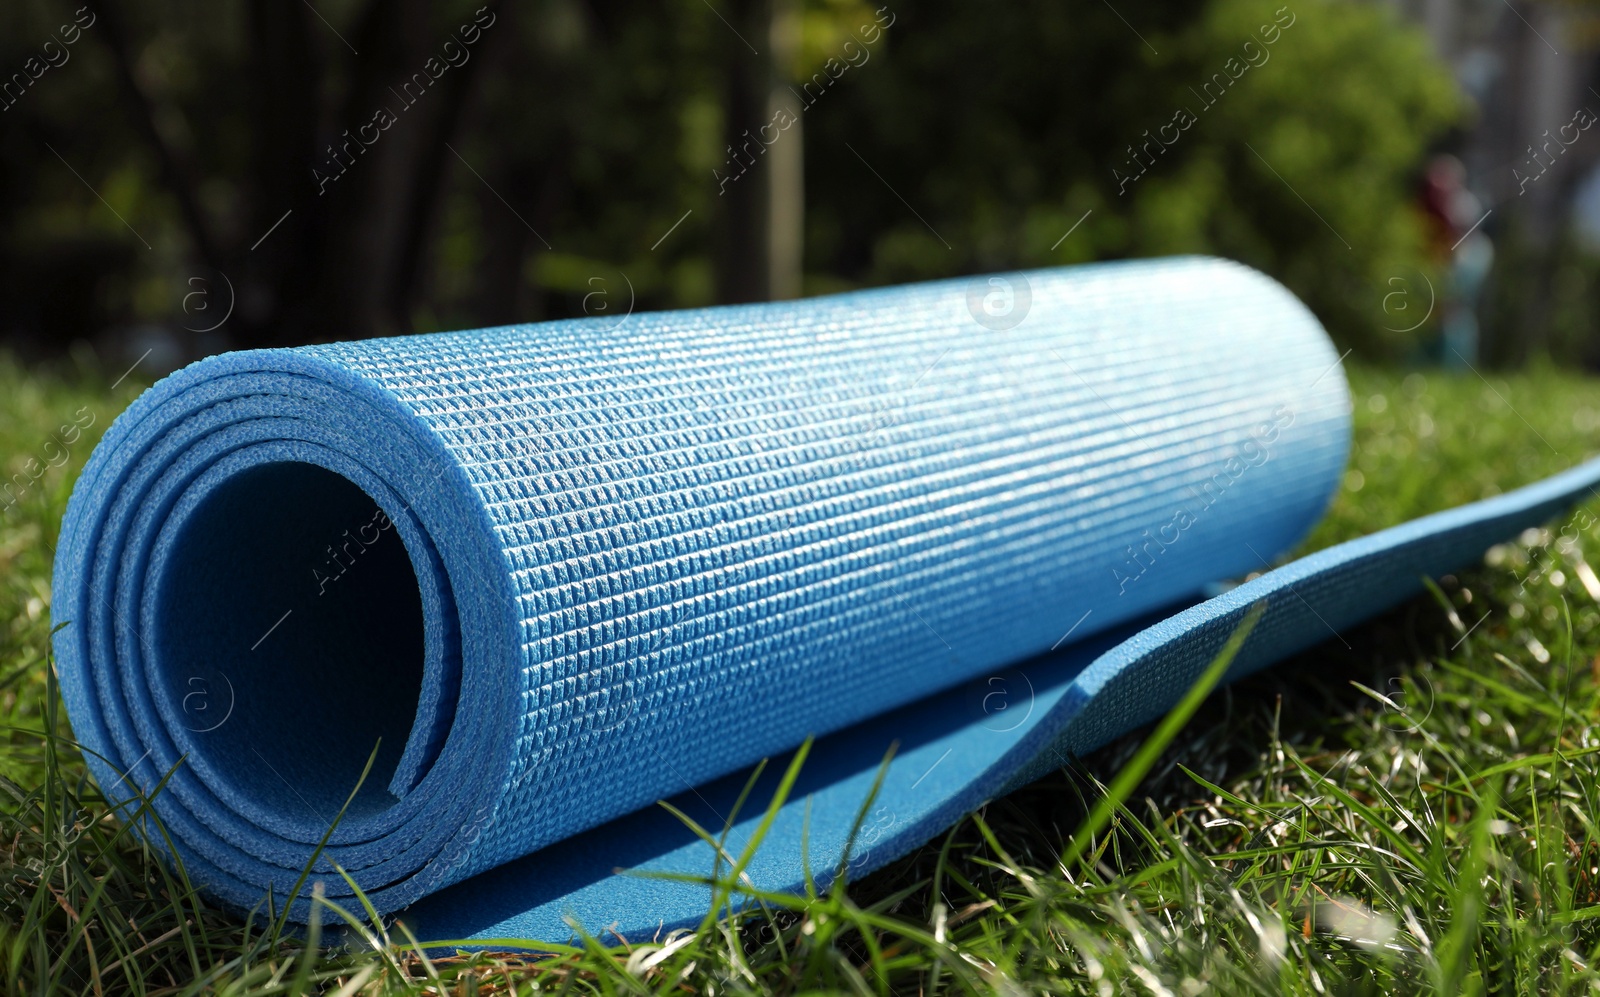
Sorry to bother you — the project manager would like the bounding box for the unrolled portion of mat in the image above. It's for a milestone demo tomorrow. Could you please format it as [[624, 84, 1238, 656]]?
[[399, 453, 1600, 944], [53, 256, 1351, 925]]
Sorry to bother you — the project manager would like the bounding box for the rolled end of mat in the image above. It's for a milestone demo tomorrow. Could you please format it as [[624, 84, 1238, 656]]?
[[51, 353, 518, 919], [53, 256, 1352, 925]]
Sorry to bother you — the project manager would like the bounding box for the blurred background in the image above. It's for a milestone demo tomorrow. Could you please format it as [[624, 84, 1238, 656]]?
[[0, 0, 1596, 376]]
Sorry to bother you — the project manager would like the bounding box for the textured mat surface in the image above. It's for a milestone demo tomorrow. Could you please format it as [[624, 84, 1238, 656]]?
[[401, 455, 1600, 943], [52, 256, 1596, 942]]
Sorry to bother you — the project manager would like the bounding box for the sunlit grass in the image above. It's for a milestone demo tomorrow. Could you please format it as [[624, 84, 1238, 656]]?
[[5, 356, 1600, 993]]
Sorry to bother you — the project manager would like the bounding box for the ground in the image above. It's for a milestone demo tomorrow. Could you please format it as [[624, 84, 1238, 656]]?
[[3, 355, 1600, 994]]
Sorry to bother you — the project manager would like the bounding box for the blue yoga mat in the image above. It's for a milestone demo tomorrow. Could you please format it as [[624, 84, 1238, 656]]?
[[52, 256, 1600, 943]]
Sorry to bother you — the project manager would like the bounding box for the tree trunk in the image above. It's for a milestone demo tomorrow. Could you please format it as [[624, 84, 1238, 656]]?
[[713, 0, 803, 303]]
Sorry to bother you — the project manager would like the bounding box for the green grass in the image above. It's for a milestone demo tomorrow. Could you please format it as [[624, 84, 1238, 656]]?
[[5, 355, 1600, 994]]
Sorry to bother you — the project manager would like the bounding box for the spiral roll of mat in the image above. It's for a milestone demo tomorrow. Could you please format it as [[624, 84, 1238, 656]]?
[[55, 256, 1359, 928]]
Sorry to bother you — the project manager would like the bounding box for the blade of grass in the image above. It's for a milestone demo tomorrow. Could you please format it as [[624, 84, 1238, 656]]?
[[1060, 602, 1265, 870]]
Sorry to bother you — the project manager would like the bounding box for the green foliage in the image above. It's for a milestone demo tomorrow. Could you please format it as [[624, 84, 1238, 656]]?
[[0, 0, 1461, 358], [1149, 0, 1462, 357], [805, 0, 1462, 357], [11, 360, 1600, 991]]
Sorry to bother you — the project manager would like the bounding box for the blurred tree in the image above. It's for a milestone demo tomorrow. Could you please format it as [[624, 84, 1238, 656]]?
[[0, 0, 1462, 361], [803, 0, 1463, 357], [0, 0, 511, 349], [712, 0, 805, 303]]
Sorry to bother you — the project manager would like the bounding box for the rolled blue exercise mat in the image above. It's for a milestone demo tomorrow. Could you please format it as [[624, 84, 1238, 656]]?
[[51, 255, 1600, 945]]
